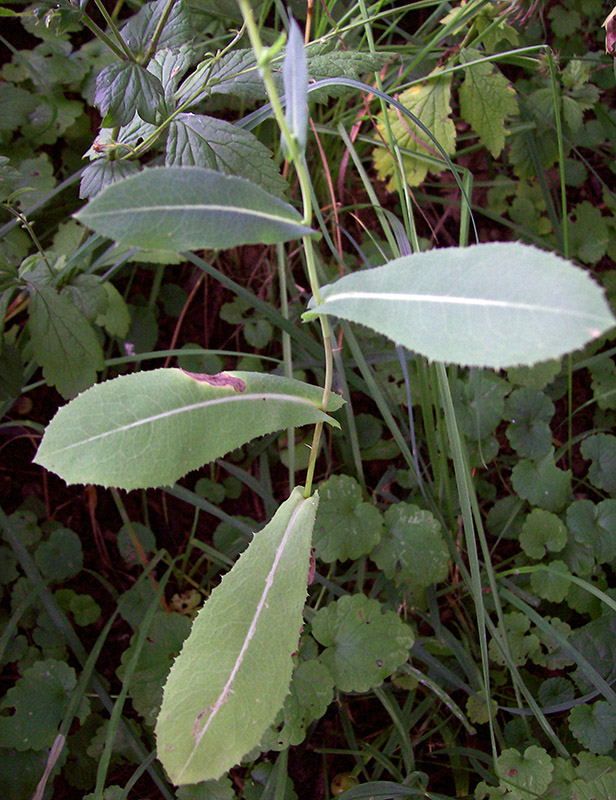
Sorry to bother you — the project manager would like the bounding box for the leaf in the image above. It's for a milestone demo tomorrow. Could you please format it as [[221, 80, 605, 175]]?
[[155, 488, 317, 784], [311, 594, 414, 693], [511, 453, 571, 512], [569, 701, 616, 755], [75, 166, 314, 251], [373, 71, 455, 188], [488, 612, 540, 667], [95, 61, 165, 126], [529, 561, 571, 603], [507, 359, 561, 391], [569, 202, 609, 265], [452, 369, 509, 441], [282, 16, 308, 155], [120, 0, 193, 59], [95, 281, 131, 338], [27, 284, 105, 398], [567, 499, 616, 563], [371, 503, 449, 589], [496, 746, 554, 800], [35, 368, 343, 490], [467, 691, 498, 725], [580, 433, 616, 494], [518, 509, 567, 560], [312, 475, 383, 563], [0, 659, 88, 751], [166, 113, 287, 197], [459, 48, 518, 157], [305, 243, 615, 369], [117, 612, 191, 726], [79, 158, 140, 200], [176, 776, 235, 800], [505, 388, 554, 459], [34, 527, 83, 581]]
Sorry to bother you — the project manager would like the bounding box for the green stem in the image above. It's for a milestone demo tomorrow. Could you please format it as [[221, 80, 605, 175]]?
[[92, 0, 135, 61], [81, 14, 128, 61], [140, 0, 179, 66]]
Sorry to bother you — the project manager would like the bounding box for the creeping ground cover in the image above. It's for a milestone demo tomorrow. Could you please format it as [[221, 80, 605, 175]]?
[[3, 0, 616, 798]]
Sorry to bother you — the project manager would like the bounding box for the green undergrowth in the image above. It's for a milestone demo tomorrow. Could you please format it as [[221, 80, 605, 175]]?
[[2, 0, 616, 798]]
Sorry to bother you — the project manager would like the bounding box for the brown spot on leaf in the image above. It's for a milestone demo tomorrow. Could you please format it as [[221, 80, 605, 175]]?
[[181, 371, 247, 392]]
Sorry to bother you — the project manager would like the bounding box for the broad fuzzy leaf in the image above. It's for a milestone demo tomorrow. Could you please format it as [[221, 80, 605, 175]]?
[[459, 49, 518, 157], [373, 71, 455, 188], [166, 113, 287, 197], [75, 166, 314, 250], [312, 594, 414, 693], [28, 285, 104, 398], [95, 62, 164, 126], [305, 243, 615, 369], [35, 368, 342, 490], [156, 488, 317, 783]]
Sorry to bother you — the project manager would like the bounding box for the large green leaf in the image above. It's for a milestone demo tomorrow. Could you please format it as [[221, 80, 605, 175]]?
[[156, 488, 317, 784], [305, 243, 615, 369], [34, 368, 343, 490], [75, 166, 314, 251]]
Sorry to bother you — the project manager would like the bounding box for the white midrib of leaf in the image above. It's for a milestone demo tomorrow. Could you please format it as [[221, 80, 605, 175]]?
[[176, 497, 308, 782], [43, 393, 323, 456], [84, 204, 300, 223], [316, 291, 607, 326]]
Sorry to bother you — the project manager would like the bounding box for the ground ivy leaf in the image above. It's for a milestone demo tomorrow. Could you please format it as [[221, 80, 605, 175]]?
[[507, 359, 561, 391], [505, 387, 554, 459], [261, 659, 334, 750], [569, 701, 616, 754], [496, 746, 553, 800], [570, 615, 616, 694], [176, 776, 235, 800], [569, 202, 609, 264], [312, 475, 383, 563], [529, 560, 570, 603], [511, 453, 571, 512], [373, 70, 455, 188], [567, 498, 616, 563], [459, 48, 518, 157], [117, 612, 191, 727], [166, 113, 287, 198], [538, 676, 575, 707], [531, 617, 574, 670], [34, 527, 83, 581], [0, 659, 88, 750], [580, 433, 616, 494], [311, 594, 414, 693], [371, 503, 449, 589], [452, 369, 509, 441], [79, 158, 140, 200], [27, 284, 105, 399], [488, 612, 541, 667], [35, 369, 343, 491], [95, 61, 164, 126], [518, 509, 567, 559], [466, 691, 498, 725], [156, 489, 317, 784]]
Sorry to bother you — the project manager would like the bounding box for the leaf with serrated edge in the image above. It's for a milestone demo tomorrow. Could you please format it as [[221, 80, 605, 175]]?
[[34, 369, 343, 490], [156, 488, 317, 783], [305, 243, 615, 369], [75, 166, 314, 250]]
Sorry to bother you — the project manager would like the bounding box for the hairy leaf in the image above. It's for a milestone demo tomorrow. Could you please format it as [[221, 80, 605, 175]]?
[[27, 285, 104, 398], [569, 701, 616, 755], [580, 433, 616, 494], [373, 71, 455, 187], [166, 113, 287, 197], [567, 499, 616, 563], [282, 16, 308, 155], [505, 388, 554, 459], [312, 594, 414, 693], [79, 158, 140, 200], [459, 49, 518, 157], [95, 62, 164, 126], [496, 746, 553, 800], [75, 166, 314, 250], [519, 509, 567, 560], [156, 488, 317, 783], [511, 453, 571, 512], [306, 243, 615, 369], [35, 369, 343, 490]]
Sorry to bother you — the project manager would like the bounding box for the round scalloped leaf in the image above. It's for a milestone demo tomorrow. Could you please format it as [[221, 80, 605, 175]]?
[[580, 434, 616, 494], [505, 388, 554, 459], [569, 701, 616, 754], [372, 503, 449, 589], [312, 475, 383, 562], [34, 527, 83, 581], [488, 612, 541, 667], [176, 776, 235, 800], [35, 369, 343, 491], [567, 499, 616, 564], [311, 594, 414, 693], [538, 677, 575, 708], [305, 243, 615, 369], [496, 746, 554, 800], [511, 454, 571, 512], [529, 561, 570, 603], [519, 509, 567, 560], [452, 369, 509, 441]]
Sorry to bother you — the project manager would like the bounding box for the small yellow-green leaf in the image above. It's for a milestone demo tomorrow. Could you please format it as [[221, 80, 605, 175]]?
[[156, 488, 317, 783], [373, 71, 455, 188]]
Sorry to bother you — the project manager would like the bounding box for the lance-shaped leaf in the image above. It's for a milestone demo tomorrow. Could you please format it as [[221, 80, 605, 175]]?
[[305, 243, 616, 369], [34, 369, 343, 490], [156, 487, 317, 784], [75, 166, 314, 251], [282, 16, 308, 155]]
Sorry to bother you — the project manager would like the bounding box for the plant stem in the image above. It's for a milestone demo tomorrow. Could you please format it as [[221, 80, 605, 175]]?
[[237, 0, 334, 497], [92, 0, 136, 61], [140, 0, 179, 66], [80, 14, 128, 61]]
